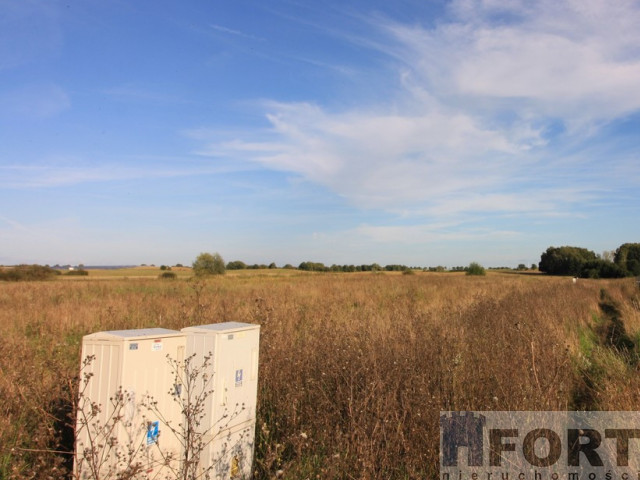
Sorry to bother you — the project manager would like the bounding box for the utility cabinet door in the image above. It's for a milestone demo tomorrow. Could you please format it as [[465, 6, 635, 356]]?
[[212, 328, 260, 430], [75, 330, 186, 480]]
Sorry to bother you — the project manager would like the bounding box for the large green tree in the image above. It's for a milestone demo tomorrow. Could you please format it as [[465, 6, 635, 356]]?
[[539, 245, 630, 278], [192, 252, 226, 276], [580, 259, 627, 279], [614, 243, 640, 276], [538, 246, 598, 276]]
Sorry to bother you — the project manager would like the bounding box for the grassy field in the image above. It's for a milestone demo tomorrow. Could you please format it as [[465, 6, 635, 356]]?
[[1, 271, 639, 479]]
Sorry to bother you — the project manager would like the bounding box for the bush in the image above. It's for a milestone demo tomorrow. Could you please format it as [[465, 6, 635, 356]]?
[[298, 261, 328, 272], [226, 260, 247, 270], [466, 262, 486, 276], [192, 252, 225, 276], [0, 264, 60, 281], [65, 269, 89, 276], [158, 271, 177, 280]]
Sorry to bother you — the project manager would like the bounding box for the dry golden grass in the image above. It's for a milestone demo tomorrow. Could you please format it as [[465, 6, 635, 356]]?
[[0, 272, 639, 479]]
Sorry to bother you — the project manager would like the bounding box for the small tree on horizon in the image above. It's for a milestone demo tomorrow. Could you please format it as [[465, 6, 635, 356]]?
[[466, 262, 486, 276], [192, 252, 226, 276]]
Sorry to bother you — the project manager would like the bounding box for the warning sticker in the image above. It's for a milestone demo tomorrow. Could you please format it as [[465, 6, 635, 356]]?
[[152, 340, 163, 351], [147, 421, 159, 446]]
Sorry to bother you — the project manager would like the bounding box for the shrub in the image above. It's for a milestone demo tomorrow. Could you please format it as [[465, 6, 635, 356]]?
[[158, 271, 177, 280], [192, 252, 225, 276], [466, 262, 486, 276], [65, 269, 89, 276], [226, 260, 247, 270], [0, 264, 60, 281], [298, 261, 327, 272]]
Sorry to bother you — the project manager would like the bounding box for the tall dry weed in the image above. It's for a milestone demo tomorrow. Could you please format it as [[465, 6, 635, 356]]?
[[0, 273, 638, 479]]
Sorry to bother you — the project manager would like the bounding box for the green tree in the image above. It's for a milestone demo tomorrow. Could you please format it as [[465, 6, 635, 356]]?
[[614, 243, 640, 276], [538, 246, 598, 276], [192, 252, 225, 276], [580, 259, 627, 279], [226, 260, 247, 270], [466, 262, 486, 276], [298, 261, 327, 272]]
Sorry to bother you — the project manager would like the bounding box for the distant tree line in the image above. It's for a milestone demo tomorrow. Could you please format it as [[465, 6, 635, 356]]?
[[0, 264, 60, 281], [299, 262, 418, 272], [0, 264, 93, 281], [226, 260, 280, 270], [15, 243, 640, 283], [538, 243, 640, 278], [226, 260, 499, 274]]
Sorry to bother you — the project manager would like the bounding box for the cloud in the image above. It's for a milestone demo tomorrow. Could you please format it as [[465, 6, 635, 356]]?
[[388, 0, 640, 126], [209, 23, 264, 41], [0, 158, 247, 189], [200, 98, 588, 218], [194, 0, 640, 225], [355, 223, 520, 244]]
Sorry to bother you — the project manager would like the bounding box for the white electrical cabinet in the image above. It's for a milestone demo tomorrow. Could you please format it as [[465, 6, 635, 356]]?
[[74, 328, 186, 479], [181, 322, 260, 480]]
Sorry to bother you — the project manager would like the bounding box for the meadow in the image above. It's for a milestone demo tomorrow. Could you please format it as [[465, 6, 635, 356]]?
[[1, 270, 639, 479]]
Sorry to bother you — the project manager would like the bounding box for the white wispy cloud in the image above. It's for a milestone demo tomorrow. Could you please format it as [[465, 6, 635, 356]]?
[[210, 23, 264, 41], [389, 0, 640, 128], [0, 158, 249, 189], [194, 0, 640, 229], [355, 223, 521, 244]]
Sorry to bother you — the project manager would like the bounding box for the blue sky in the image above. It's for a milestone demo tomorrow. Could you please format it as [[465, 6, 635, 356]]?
[[1, 0, 639, 268]]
